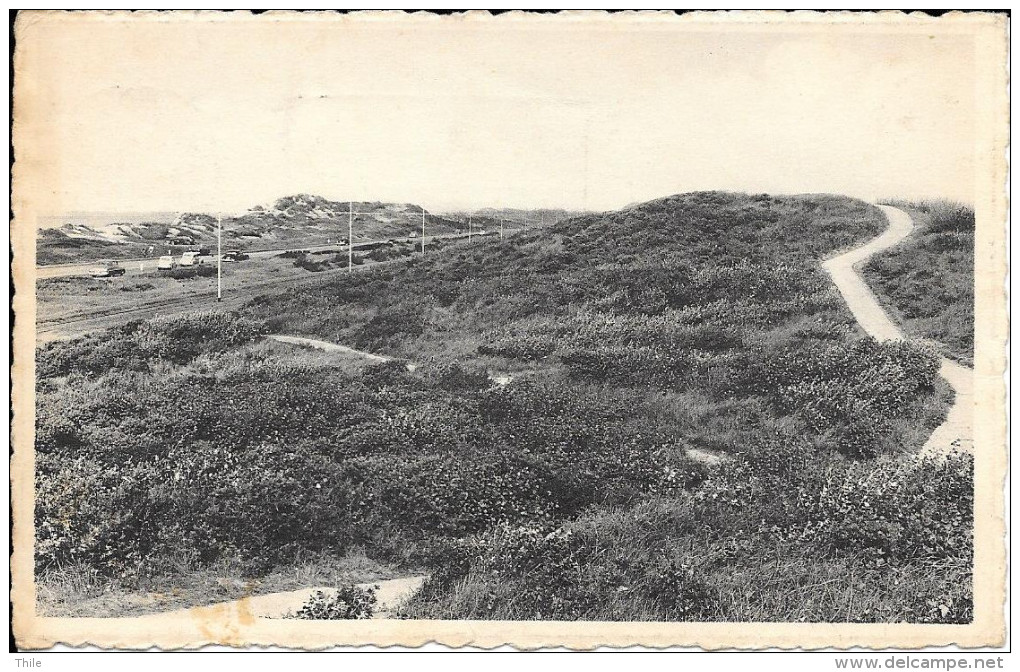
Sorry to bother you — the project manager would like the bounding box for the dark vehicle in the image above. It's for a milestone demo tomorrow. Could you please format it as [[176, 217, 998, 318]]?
[[88, 261, 127, 278], [221, 250, 250, 262]]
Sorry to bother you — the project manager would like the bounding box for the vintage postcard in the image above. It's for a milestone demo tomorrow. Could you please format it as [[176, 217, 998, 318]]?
[[10, 10, 1009, 650]]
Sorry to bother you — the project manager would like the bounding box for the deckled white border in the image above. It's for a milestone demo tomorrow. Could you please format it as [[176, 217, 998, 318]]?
[[10, 9, 1009, 651]]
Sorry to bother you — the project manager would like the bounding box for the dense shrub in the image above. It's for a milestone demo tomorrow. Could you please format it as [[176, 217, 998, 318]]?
[[478, 333, 557, 360], [36, 313, 267, 378], [427, 362, 492, 393], [294, 254, 326, 272], [35, 358, 702, 577], [366, 243, 413, 262], [407, 447, 973, 622], [354, 307, 427, 350], [163, 265, 217, 279], [292, 584, 378, 620]]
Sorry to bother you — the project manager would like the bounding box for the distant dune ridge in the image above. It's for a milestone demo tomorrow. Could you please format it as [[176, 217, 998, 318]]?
[[35, 194, 469, 265], [36, 195, 580, 265]]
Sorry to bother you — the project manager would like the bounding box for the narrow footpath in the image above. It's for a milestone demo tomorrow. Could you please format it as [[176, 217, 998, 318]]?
[[268, 334, 395, 364], [135, 576, 428, 623], [822, 205, 973, 457]]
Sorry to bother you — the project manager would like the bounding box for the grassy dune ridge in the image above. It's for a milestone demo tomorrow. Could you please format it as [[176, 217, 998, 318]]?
[[34, 191, 969, 621]]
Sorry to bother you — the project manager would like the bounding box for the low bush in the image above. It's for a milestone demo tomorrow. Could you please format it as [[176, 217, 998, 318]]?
[[478, 333, 557, 360], [35, 353, 704, 578], [292, 584, 378, 620], [163, 265, 217, 279], [36, 313, 267, 378], [294, 254, 326, 272], [405, 448, 973, 622], [366, 244, 413, 263]]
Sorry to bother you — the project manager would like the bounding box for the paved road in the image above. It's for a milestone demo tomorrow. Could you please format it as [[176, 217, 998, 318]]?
[[35, 232, 507, 342], [822, 204, 973, 457], [36, 233, 472, 279], [37, 257, 412, 343]]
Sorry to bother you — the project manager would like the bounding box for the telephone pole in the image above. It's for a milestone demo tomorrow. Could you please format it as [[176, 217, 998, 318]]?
[[348, 201, 354, 272], [421, 207, 426, 254], [216, 215, 222, 302], [468, 216, 472, 242]]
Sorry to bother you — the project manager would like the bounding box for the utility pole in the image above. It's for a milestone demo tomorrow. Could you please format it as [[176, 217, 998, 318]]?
[[341, 202, 426, 264], [500, 218, 504, 240], [216, 215, 222, 302], [468, 216, 472, 242]]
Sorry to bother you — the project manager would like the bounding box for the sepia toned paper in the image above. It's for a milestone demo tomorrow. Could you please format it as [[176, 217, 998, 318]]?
[[10, 9, 1009, 650]]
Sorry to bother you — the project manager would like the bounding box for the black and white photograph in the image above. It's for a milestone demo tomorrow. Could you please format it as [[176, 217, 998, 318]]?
[[9, 9, 1009, 652]]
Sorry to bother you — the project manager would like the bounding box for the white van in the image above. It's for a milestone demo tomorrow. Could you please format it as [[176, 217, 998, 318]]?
[[157, 255, 176, 270], [179, 251, 203, 266]]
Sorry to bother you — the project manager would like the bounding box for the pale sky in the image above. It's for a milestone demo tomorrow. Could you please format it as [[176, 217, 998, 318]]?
[[15, 12, 989, 216]]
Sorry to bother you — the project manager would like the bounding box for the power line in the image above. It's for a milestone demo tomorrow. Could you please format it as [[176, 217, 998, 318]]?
[[340, 203, 432, 271]]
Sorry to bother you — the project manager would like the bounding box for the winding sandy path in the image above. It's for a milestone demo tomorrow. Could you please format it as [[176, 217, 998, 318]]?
[[268, 334, 520, 385], [268, 334, 394, 364], [135, 576, 427, 622], [821, 205, 973, 457]]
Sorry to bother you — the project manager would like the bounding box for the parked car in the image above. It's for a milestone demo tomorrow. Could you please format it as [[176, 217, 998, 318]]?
[[221, 250, 249, 262], [88, 261, 126, 278], [157, 255, 176, 270], [180, 251, 203, 266]]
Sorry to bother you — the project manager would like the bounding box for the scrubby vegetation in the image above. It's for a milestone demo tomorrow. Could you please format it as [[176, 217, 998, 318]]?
[[246, 192, 948, 460], [35, 228, 151, 265], [401, 448, 971, 622], [35, 192, 968, 622], [863, 200, 974, 363], [283, 244, 413, 272], [162, 264, 217, 280], [290, 584, 378, 620]]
